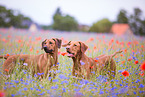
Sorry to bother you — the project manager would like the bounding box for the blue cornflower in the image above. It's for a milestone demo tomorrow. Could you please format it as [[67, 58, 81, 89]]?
[[62, 88, 66, 92], [38, 92, 45, 95], [61, 80, 69, 84], [24, 83, 29, 85], [59, 74, 67, 79], [80, 61, 85, 65], [11, 94, 15, 97], [37, 73, 44, 75], [74, 88, 80, 92], [34, 74, 38, 77], [56, 70, 61, 73], [3, 86, 7, 90], [133, 91, 136, 94], [84, 80, 89, 84], [24, 87, 28, 91], [139, 84, 144, 88], [36, 88, 41, 92], [99, 91, 104, 94], [139, 91, 144, 93], [52, 79, 58, 82], [119, 84, 123, 86], [30, 88, 34, 90], [51, 85, 58, 89], [48, 77, 52, 81], [135, 79, 140, 83], [14, 80, 19, 84]]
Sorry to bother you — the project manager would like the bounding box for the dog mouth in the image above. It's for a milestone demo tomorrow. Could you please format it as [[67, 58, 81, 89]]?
[[44, 48, 54, 54], [67, 51, 75, 57]]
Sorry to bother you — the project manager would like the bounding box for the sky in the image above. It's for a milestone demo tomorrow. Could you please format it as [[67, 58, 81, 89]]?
[[0, 0, 145, 26]]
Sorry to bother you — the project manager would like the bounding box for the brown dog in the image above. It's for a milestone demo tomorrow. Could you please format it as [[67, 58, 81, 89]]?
[[62, 41, 123, 79], [0, 38, 62, 78], [62, 41, 95, 79], [92, 50, 123, 78]]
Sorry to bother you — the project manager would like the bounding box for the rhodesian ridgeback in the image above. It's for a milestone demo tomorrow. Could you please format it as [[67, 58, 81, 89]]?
[[62, 41, 122, 79], [62, 41, 95, 79], [92, 50, 123, 78], [0, 38, 62, 78]]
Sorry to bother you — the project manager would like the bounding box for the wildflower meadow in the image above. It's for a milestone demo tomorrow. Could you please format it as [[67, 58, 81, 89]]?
[[0, 28, 145, 97]]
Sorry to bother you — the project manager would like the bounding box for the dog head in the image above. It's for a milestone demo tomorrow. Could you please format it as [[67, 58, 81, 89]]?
[[62, 41, 88, 57], [41, 38, 62, 54]]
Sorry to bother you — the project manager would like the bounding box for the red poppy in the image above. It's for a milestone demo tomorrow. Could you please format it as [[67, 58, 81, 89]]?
[[140, 61, 145, 71], [35, 37, 41, 41], [0, 91, 5, 97], [5, 69, 9, 72], [95, 59, 98, 62], [36, 50, 39, 53], [134, 60, 139, 64], [93, 46, 97, 50], [127, 58, 131, 61], [6, 54, 9, 56], [61, 52, 67, 56], [139, 73, 144, 76], [18, 39, 22, 43], [121, 61, 125, 64], [122, 71, 129, 77], [30, 48, 33, 52], [105, 82, 108, 84], [90, 66, 93, 69], [120, 54, 123, 57]]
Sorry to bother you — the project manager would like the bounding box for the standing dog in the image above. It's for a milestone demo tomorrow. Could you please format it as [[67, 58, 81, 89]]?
[[62, 41, 123, 79], [92, 50, 123, 78], [0, 38, 62, 78]]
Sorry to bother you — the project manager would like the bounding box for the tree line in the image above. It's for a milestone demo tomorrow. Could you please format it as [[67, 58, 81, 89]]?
[[0, 5, 33, 28], [0, 5, 145, 35]]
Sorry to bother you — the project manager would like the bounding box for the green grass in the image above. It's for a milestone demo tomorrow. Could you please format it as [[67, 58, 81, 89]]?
[[0, 28, 145, 97]]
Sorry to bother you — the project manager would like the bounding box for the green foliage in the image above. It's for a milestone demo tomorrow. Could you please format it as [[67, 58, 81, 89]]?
[[129, 8, 145, 35], [52, 8, 78, 31], [89, 18, 112, 33], [0, 5, 33, 28], [117, 9, 128, 23]]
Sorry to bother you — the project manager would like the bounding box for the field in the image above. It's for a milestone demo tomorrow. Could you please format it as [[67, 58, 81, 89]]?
[[0, 28, 145, 97]]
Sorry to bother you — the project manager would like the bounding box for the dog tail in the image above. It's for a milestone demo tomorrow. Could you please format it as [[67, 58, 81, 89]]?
[[111, 50, 123, 58], [0, 55, 9, 59]]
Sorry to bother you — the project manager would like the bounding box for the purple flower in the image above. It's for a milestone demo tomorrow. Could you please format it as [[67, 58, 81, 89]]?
[[37, 73, 44, 75], [99, 91, 104, 94], [80, 61, 85, 65], [24, 87, 28, 91], [62, 88, 66, 92], [139, 84, 144, 88], [74, 88, 80, 92]]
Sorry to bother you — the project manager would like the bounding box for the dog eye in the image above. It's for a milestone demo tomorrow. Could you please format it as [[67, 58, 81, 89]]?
[[49, 42, 53, 44], [44, 42, 46, 44], [74, 44, 77, 46]]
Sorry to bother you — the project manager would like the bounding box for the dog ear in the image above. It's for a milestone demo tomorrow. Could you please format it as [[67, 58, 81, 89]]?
[[53, 38, 62, 49], [62, 41, 71, 47], [41, 39, 47, 50], [79, 42, 88, 53]]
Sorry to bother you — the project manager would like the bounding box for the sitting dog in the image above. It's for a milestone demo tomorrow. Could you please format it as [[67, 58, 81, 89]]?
[[62, 41, 95, 79], [62, 41, 123, 79], [0, 38, 62, 78]]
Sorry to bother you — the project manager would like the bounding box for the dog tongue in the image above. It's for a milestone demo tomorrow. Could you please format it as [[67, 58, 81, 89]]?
[[67, 53, 74, 57]]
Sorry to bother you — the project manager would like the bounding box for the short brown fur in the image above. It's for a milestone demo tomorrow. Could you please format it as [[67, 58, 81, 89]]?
[[62, 41, 122, 79], [0, 38, 62, 78]]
